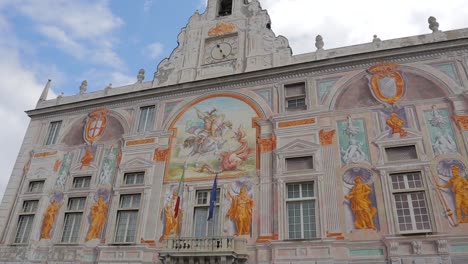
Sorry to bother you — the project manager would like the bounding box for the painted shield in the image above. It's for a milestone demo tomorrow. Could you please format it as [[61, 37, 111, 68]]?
[[368, 63, 405, 105], [84, 108, 109, 144]]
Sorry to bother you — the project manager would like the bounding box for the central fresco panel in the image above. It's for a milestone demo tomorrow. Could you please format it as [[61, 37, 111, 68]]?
[[167, 96, 258, 181]]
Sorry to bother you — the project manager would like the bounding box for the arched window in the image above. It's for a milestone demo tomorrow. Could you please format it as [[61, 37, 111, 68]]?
[[218, 0, 232, 16]]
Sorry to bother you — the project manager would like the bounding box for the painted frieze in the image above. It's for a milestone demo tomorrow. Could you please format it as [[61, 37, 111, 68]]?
[[435, 159, 468, 225], [338, 116, 370, 165], [86, 189, 110, 241], [342, 167, 379, 232], [167, 96, 259, 181], [425, 107, 458, 156], [40, 192, 64, 239]]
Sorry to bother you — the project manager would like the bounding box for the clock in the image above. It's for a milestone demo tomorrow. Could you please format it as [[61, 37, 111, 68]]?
[[204, 35, 238, 64]]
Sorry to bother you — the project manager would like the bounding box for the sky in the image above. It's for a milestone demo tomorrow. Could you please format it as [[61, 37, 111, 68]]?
[[0, 0, 468, 199]]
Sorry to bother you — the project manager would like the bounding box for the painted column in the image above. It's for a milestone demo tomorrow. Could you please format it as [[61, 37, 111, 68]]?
[[320, 129, 343, 238], [257, 136, 275, 242]]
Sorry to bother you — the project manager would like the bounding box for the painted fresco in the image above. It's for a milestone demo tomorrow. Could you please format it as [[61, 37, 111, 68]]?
[[224, 179, 254, 237], [55, 152, 74, 188], [98, 146, 121, 185], [338, 117, 370, 165], [424, 107, 458, 156], [379, 106, 409, 138], [436, 159, 468, 225], [167, 96, 258, 181], [40, 192, 64, 239], [86, 189, 110, 241], [342, 167, 380, 232]]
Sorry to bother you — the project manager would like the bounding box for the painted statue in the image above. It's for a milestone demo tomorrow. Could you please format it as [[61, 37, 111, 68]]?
[[344, 176, 377, 230], [98, 147, 118, 185], [436, 165, 468, 224], [433, 131, 457, 155], [160, 191, 182, 241], [40, 200, 62, 239], [386, 112, 407, 137], [227, 186, 254, 236], [80, 146, 94, 169], [86, 195, 108, 241], [56, 153, 73, 188], [341, 139, 367, 164]]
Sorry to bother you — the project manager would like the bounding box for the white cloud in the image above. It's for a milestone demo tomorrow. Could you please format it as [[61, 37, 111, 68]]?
[[144, 0, 153, 12], [145, 42, 164, 60], [37, 25, 87, 59], [260, 0, 468, 54]]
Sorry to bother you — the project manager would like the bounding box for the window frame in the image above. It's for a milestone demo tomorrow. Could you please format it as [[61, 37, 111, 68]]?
[[27, 180, 45, 193], [13, 200, 39, 244], [61, 197, 86, 244], [285, 155, 314, 172], [389, 171, 432, 234], [137, 105, 156, 133], [114, 193, 142, 244], [384, 145, 419, 163], [284, 181, 318, 240], [192, 188, 221, 238], [71, 176, 92, 189], [284, 82, 308, 112], [123, 172, 145, 186], [45, 120, 62, 145]]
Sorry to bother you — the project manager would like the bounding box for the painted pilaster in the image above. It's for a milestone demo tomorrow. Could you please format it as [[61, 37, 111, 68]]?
[[322, 144, 343, 238], [257, 136, 275, 242], [143, 161, 165, 240]]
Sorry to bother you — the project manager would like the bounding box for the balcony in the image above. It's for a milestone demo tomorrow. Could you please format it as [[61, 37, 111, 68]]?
[[158, 236, 248, 264]]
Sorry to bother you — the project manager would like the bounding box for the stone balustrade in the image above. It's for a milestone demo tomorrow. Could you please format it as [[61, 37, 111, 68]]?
[[160, 236, 247, 253]]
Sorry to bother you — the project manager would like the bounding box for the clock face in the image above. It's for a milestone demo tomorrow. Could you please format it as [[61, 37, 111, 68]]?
[[204, 35, 238, 64]]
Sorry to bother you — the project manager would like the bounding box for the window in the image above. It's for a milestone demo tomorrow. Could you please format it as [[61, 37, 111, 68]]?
[[45, 121, 62, 145], [385, 145, 418, 162], [72, 176, 91, 189], [285, 82, 307, 111], [286, 156, 313, 171], [193, 189, 220, 237], [286, 182, 317, 239], [115, 194, 141, 243], [218, 0, 232, 16], [138, 106, 155, 132], [61, 197, 86, 243], [390, 172, 431, 234], [27, 180, 44, 193], [14, 200, 38, 244], [123, 172, 145, 185]]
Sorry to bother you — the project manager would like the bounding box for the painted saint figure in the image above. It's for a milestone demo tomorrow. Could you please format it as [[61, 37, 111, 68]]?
[[40, 200, 62, 239], [160, 191, 182, 241], [345, 176, 377, 230], [227, 186, 254, 236], [436, 165, 468, 224], [433, 130, 457, 155], [86, 195, 108, 241], [341, 139, 367, 164]]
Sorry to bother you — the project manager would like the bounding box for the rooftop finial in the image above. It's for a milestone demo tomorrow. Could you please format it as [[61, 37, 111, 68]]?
[[428, 16, 440, 33], [372, 35, 382, 47], [104, 83, 112, 95], [37, 79, 51, 107], [315, 35, 324, 50], [137, 69, 145, 83], [79, 80, 88, 94]]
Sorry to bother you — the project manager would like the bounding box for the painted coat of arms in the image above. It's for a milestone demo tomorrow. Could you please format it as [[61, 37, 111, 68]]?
[[167, 96, 258, 181], [367, 63, 405, 105], [84, 108, 109, 144]]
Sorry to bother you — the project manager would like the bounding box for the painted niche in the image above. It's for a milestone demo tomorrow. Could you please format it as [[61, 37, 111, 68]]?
[[342, 167, 380, 232], [166, 96, 259, 181], [338, 116, 370, 165], [435, 159, 468, 225], [424, 107, 458, 156]]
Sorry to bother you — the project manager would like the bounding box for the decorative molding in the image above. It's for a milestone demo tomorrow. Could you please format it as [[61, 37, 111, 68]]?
[[154, 148, 169, 162], [34, 151, 58, 158], [453, 115, 468, 130], [326, 232, 344, 240], [257, 137, 276, 152], [140, 238, 156, 247], [256, 234, 278, 243], [278, 118, 316, 128], [53, 159, 61, 172], [208, 21, 236, 37], [126, 138, 156, 146], [319, 129, 336, 145]]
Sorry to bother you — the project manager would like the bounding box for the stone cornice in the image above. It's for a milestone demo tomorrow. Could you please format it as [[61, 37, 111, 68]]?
[[26, 38, 468, 119]]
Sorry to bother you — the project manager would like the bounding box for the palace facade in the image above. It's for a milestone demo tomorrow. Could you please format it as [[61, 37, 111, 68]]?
[[1, 0, 468, 263]]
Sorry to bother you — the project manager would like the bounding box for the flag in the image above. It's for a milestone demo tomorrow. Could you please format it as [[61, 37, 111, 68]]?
[[174, 169, 185, 218], [207, 174, 218, 221]]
